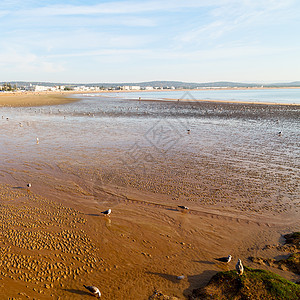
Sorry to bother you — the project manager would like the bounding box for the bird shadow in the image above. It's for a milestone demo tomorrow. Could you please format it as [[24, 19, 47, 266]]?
[[192, 260, 215, 265], [146, 271, 180, 283], [13, 186, 25, 189], [274, 254, 290, 261], [165, 208, 178, 212], [183, 270, 217, 297], [63, 289, 91, 296], [86, 213, 101, 217]]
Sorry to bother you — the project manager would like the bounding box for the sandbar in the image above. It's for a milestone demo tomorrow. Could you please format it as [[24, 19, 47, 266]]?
[[0, 92, 78, 107]]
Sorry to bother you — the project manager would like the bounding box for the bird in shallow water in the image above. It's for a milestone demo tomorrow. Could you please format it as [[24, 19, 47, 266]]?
[[101, 209, 111, 216], [83, 285, 101, 298], [215, 255, 232, 263], [236, 259, 244, 275]]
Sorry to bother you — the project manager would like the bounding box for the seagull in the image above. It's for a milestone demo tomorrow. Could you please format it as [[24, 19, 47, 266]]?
[[178, 205, 189, 210], [83, 285, 101, 298], [278, 131, 282, 136], [187, 129, 191, 134], [36, 137, 39, 144], [27, 183, 31, 188], [101, 209, 111, 216], [236, 259, 244, 275], [215, 255, 232, 263]]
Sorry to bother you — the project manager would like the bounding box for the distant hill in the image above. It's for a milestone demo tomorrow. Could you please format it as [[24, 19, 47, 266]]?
[[1, 80, 300, 88]]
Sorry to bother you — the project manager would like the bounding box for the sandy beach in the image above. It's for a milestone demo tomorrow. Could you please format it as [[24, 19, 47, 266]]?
[[0, 92, 78, 107], [0, 92, 299, 299]]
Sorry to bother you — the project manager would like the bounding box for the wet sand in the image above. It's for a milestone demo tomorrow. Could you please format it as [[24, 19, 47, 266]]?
[[0, 96, 299, 299], [0, 92, 77, 107]]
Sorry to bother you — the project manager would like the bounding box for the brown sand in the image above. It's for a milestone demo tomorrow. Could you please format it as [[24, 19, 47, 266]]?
[[0, 160, 299, 299], [0, 92, 78, 107], [0, 96, 299, 299]]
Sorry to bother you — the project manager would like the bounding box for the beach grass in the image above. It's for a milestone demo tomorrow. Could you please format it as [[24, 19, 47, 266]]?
[[192, 266, 300, 300]]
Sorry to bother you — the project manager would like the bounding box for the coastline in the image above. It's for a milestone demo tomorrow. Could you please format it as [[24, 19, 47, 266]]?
[[84, 88, 300, 106], [1, 87, 300, 107]]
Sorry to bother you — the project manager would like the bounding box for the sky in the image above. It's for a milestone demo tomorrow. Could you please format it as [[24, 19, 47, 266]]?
[[0, 0, 300, 83]]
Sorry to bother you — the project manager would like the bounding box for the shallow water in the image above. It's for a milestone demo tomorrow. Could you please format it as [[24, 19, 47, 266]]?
[[94, 88, 300, 104], [0, 96, 299, 216]]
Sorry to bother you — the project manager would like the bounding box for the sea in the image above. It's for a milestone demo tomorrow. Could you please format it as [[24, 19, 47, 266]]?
[[94, 88, 300, 105]]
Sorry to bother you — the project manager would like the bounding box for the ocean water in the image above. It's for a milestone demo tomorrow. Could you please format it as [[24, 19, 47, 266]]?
[[93, 88, 300, 104]]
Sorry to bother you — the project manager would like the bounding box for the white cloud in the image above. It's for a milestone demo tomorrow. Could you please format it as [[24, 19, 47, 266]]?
[[16, 0, 218, 17], [0, 47, 65, 73], [176, 0, 300, 44]]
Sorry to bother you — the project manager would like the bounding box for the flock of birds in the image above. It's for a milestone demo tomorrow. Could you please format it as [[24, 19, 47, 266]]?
[[25, 183, 245, 297], [25, 183, 245, 298], [0, 102, 288, 299]]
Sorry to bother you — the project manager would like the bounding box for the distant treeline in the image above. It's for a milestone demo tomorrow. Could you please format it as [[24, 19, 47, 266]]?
[[0, 83, 17, 91]]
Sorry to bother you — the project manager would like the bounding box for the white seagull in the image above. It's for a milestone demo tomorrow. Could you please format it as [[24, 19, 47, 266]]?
[[216, 255, 232, 263], [83, 285, 101, 298], [101, 209, 111, 216], [235, 259, 244, 275], [27, 183, 31, 188]]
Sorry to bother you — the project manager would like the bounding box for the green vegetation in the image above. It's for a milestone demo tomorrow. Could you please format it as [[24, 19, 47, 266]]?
[[63, 86, 74, 91], [191, 267, 300, 300], [0, 83, 17, 91]]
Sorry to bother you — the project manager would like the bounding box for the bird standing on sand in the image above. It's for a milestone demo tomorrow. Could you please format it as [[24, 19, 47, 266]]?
[[83, 285, 101, 298], [36, 137, 39, 144], [178, 205, 189, 210], [216, 255, 232, 263], [236, 259, 244, 275], [27, 183, 31, 188], [101, 209, 111, 216]]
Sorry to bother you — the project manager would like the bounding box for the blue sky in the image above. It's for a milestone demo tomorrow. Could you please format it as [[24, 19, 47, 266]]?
[[1, 0, 300, 83]]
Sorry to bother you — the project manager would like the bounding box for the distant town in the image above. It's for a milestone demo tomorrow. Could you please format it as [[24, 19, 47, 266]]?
[[0, 83, 178, 92], [1, 80, 300, 92]]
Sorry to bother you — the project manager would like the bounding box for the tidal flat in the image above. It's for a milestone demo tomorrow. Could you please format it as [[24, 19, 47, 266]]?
[[0, 94, 299, 299]]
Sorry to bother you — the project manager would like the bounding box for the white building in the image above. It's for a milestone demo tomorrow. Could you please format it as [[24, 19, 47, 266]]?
[[35, 85, 50, 92], [121, 86, 141, 90], [130, 86, 141, 90]]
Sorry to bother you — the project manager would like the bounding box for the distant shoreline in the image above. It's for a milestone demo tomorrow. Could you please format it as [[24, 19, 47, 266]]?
[[92, 88, 300, 106], [1, 87, 300, 107]]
